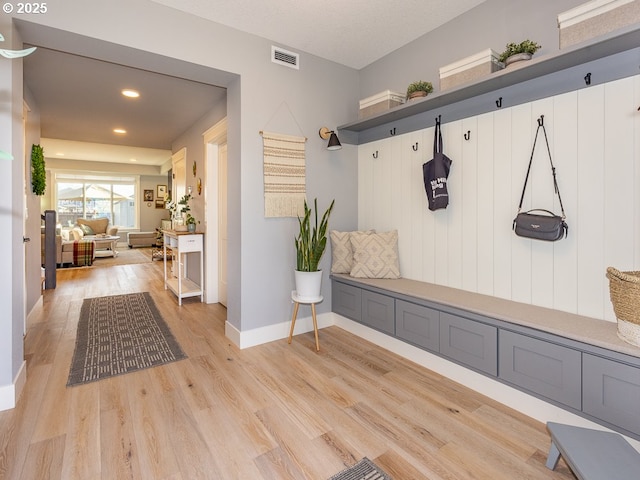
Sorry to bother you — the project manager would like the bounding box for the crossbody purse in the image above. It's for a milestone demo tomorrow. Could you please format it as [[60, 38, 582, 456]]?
[[513, 116, 568, 241]]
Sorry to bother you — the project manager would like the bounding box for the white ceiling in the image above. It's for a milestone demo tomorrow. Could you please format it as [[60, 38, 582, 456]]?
[[22, 0, 485, 166], [149, 0, 486, 69], [23, 46, 226, 166]]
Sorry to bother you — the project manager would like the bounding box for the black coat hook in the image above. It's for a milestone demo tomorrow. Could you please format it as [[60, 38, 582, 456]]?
[[537, 115, 544, 126], [372, 151, 378, 159], [390, 127, 396, 136], [584, 72, 592, 86], [435, 114, 441, 125], [464, 131, 471, 141], [496, 97, 503, 108], [412, 142, 418, 151]]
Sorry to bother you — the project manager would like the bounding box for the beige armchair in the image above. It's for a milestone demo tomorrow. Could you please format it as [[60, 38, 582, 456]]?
[[75, 218, 118, 237]]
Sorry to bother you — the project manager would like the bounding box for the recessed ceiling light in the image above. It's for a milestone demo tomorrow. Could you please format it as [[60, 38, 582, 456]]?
[[56, 152, 65, 156], [130, 158, 137, 162], [113, 128, 127, 134], [121, 89, 140, 98]]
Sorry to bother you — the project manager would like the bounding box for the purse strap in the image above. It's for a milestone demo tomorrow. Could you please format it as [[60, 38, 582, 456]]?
[[517, 115, 566, 219], [433, 117, 443, 156]]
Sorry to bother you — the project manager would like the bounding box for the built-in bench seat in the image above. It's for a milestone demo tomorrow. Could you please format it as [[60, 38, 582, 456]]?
[[330, 273, 639, 359], [331, 273, 640, 442]]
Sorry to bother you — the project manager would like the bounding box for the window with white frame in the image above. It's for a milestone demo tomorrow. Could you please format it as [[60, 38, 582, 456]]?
[[54, 173, 139, 229]]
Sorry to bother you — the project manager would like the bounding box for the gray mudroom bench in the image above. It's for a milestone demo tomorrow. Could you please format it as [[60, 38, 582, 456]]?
[[331, 273, 640, 443]]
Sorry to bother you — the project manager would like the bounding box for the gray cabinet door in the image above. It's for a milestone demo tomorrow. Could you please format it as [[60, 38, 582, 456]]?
[[361, 290, 395, 335], [499, 330, 581, 410], [332, 281, 361, 321], [396, 300, 439, 353], [583, 353, 640, 437], [440, 312, 497, 375]]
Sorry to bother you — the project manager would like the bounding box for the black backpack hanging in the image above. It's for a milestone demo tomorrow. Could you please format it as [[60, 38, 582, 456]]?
[[423, 117, 452, 211], [513, 115, 568, 241]]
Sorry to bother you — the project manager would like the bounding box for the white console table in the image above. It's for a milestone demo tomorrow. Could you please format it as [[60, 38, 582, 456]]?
[[163, 230, 203, 305]]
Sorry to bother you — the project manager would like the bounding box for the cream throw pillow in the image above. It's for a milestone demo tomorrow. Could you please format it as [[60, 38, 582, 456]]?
[[350, 230, 400, 279], [330, 230, 374, 274]]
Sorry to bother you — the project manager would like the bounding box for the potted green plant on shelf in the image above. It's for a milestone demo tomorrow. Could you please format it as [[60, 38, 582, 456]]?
[[294, 197, 334, 299], [499, 40, 541, 66], [167, 193, 192, 231], [185, 213, 199, 233], [406, 80, 434, 100]]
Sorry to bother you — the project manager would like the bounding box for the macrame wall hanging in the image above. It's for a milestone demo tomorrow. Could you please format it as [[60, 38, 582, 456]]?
[[261, 131, 307, 217], [260, 101, 307, 218]]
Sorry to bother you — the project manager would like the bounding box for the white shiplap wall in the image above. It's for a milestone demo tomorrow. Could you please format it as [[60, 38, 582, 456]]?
[[358, 75, 640, 323]]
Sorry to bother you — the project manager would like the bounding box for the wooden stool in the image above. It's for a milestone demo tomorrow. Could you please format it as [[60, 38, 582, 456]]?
[[546, 422, 640, 479], [288, 291, 322, 352]]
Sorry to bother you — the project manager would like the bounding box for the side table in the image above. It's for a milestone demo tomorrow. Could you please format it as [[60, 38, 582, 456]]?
[[288, 291, 322, 352]]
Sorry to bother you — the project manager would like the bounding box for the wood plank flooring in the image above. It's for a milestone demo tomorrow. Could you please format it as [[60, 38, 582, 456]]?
[[0, 260, 576, 479]]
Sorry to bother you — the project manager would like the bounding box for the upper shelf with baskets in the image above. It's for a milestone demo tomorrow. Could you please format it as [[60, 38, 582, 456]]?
[[338, 23, 640, 145]]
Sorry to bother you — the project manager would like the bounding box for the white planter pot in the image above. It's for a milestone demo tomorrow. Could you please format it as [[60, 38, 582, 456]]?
[[294, 270, 323, 300]]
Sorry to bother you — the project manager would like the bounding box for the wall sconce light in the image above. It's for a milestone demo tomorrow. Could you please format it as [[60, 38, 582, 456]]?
[[319, 127, 342, 151]]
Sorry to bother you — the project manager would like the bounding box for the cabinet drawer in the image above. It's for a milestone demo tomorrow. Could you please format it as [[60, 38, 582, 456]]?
[[583, 354, 640, 436], [440, 312, 497, 376], [499, 330, 581, 410], [395, 300, 439, 353], [361, 290, 395, 335], [178, 234, 203, 252], [332, 282, 361, 321]]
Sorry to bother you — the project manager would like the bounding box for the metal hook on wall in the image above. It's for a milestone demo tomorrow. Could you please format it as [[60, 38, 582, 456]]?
[[390, 127, 396, 136], [584, 72, 592, 86], [464, 131, 471, 141], [435, 114, 441, 125], [496, 97, 503, 108], [372, 151, 378, 159], [412, 142, 418, 151]]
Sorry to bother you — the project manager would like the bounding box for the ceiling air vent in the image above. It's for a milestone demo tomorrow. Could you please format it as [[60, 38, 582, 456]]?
[[272, 46, 299, 70]]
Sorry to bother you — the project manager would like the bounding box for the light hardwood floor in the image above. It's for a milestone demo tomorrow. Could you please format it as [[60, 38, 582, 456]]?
[[0, 260, 576, 479]]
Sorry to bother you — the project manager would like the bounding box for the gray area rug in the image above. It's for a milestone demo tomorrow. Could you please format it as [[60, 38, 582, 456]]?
[[67, 292, 186, 386], [329, 457, 392, 480]]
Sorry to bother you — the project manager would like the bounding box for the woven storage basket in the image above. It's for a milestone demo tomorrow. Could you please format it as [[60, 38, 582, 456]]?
[[606, 266, 640, 346]]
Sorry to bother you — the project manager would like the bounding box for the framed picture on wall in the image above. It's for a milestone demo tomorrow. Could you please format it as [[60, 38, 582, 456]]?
[[157, 184, 167, 199], [155, 199, 165, 209], [143, 189, 154, 202]]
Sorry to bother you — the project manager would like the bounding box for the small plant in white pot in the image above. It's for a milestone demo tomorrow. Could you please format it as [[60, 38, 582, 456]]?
[[294, 198, 335, 299], [498, 39, 541, 67]]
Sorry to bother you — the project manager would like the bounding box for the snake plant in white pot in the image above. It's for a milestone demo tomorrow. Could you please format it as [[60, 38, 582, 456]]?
[[294, 198, 335, 299]]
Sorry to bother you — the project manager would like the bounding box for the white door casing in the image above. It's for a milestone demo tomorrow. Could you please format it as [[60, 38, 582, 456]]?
[[203, 118, 227, 305]]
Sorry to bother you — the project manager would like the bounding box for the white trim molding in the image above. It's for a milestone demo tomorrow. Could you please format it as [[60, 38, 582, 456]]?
[[0, 360, 26, 411]]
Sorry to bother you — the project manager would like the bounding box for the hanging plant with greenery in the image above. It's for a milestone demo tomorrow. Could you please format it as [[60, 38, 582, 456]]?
[[31, 144, 46, 196]]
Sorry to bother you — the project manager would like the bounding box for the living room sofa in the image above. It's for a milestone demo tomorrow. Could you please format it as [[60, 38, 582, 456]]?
[[41, 233, 95, 266], [41, 233, 74, 265]]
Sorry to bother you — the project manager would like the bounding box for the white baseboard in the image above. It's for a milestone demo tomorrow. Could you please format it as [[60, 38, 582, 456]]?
[[0, 360, 27, 412], [227, 311, 333, 349]]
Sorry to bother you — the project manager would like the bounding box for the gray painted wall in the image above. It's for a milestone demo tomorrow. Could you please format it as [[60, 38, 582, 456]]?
[[170, 97, 228, 234], [359, 0, 587, 99]]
